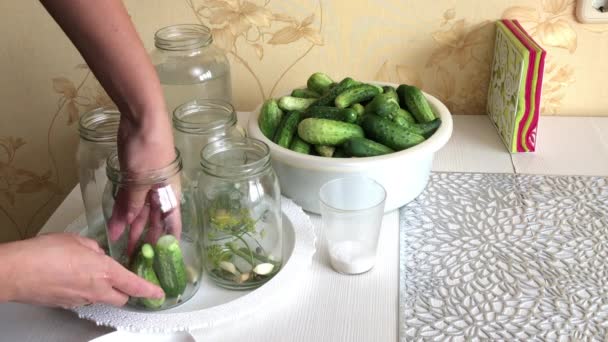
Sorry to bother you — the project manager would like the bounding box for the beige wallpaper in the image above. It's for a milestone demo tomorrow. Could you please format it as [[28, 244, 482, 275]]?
[[1, 0, 607, 242]]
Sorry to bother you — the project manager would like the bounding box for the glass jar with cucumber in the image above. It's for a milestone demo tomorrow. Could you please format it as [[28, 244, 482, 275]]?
[[198, 137, 283, 290], [102, 149, 202, 311], [78, 107, 120, 253]]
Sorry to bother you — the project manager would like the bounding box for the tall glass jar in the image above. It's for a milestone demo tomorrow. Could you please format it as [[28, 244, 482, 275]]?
[[198, 137, 282, 290], [102, 150, 202, 311], [78, 107, 119, 252], [150, 24, 232, 116], [173, 99, 244, 187]]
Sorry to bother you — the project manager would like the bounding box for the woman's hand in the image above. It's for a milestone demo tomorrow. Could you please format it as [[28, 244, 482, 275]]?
[[40, 0, 182, 256], [0, 233, 164, 308], [106, 114, 182, 256]]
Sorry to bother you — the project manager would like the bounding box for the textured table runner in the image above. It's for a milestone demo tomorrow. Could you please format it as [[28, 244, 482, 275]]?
[[399, 172, 608, 341]]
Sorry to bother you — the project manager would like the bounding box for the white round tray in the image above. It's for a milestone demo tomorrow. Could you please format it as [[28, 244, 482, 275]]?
[[69, 198, 316, 333]]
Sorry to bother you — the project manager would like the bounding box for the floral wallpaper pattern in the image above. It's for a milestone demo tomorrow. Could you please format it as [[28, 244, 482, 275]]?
[[1, 0, 607, 242]]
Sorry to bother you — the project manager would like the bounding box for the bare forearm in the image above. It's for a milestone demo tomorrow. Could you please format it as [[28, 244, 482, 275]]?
[[0, 242, 20, 302], [39, 0, 166, 124]]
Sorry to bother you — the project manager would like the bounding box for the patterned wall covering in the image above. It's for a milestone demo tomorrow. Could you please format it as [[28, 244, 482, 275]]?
[[1, 0, 607, 242]]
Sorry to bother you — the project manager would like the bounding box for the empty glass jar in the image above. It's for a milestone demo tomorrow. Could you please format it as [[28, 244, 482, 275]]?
[[78, 107, 120, 252], [102, 149, 202, 311], [172, 99, 244, 187], [198, 137, 282, 290], [150, 24, 232, 116]]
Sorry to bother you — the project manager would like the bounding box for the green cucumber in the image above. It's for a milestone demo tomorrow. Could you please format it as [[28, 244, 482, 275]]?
[[383, 85, 397, 94], [360, 114, 425, 151], [335, 84, 381, 109], [365, 92, 400, 117], [132, 244, 165, 309], [396, 108, 416, 124], [258, 99, 283, 139], [291, 88, 320, 99], [304, 106, 358, 123], [273, 111, 302, 148], [278, 96, 316, 111], [307, 72, 334, 94], [350, 103, 365, 117], [369, 84, 384, 95], [397, 85, 436, 123], [153, 235, 187, 297], [314, 145, 335, 157], [343, 137, 394, 157], [298, 118, 364, 146], [412, 118, 442, 138], [289, 135, 312, 154], [312, 77, 360, 107]]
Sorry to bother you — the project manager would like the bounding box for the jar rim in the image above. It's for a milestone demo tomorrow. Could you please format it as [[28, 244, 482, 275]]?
[[154, 24, 213, 51], [106, 148, 183, 185], [200, 137, 271, 178], [173, 99, 236, 134], [78, 107, 120, 143]]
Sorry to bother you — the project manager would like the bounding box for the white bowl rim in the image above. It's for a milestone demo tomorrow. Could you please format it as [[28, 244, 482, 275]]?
[[247, 81, 453, 170]]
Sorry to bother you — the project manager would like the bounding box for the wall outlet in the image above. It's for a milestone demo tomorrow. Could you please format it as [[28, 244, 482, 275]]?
[[576, 0, 608, 23]]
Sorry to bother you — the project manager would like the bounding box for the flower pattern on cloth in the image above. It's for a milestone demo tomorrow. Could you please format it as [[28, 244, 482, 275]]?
[[400, 172, 608, 341]]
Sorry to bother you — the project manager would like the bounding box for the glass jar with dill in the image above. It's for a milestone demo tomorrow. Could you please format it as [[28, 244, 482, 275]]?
[[198, 137, 282, 290]]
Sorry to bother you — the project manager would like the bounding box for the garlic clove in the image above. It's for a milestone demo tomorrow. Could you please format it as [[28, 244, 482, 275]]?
[[219, 261, 238, 275], [253, 263, 274, 276], [235, 272, 251, 284]]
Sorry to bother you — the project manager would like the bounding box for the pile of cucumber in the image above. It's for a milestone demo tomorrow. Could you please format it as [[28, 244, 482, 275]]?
[[258, 73, 442, 158], [130, 235, 189, 309]]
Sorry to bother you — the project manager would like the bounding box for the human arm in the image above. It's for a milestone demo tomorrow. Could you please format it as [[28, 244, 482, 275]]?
[[0, 233, 164, 308], [39, 0, 181, 252]]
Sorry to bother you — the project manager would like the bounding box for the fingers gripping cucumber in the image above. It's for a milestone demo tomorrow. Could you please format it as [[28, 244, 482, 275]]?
[[132, 244, 165, 309]]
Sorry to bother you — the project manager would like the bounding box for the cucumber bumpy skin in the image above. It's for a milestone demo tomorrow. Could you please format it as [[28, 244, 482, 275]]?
[[153, 235, 188, 297], [278, 96, 316, 112], [312, 77, 360, 107], [289, 135, 312, 154], [334, 84, 381, 109], [132, 244, 165, 309], [297, 118, 364, 146], [273, 111, 302, 148], [343, 137, 394, 157], [304, 106, 358, 123], [314, 145, 335, 157], [397, 85, 436, 123], [291, 88, 320, 99], [360, 114, 425, 151], [306, 72, 334, 95], [258, 99, 283, 139]]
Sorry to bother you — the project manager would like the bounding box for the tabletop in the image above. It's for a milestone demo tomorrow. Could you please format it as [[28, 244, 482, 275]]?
[[1, 114, 607, 342]]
